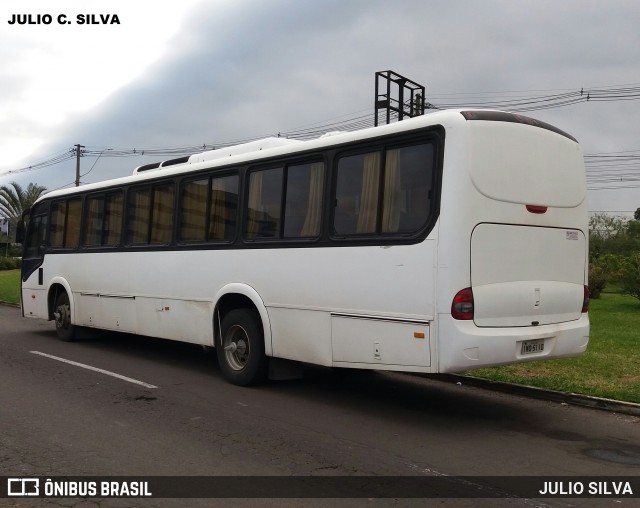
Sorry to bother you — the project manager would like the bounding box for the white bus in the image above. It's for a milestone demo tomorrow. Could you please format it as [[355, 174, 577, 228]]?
[[19, 109, 590, 386]]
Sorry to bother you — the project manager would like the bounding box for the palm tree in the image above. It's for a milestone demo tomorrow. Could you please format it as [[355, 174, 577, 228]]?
[[0, 181, 47, 241]]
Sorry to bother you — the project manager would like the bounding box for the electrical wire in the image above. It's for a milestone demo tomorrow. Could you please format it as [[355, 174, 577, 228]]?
[[3, 82, 640, 192]]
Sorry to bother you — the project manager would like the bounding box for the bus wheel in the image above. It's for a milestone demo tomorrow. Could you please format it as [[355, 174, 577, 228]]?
[[217, 309, 267, 386], [53, 292, 76, 341]]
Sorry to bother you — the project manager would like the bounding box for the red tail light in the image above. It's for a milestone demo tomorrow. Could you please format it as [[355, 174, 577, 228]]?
[[526, 205, 548, 214], [452, 288, 474, 320], [582, 286, 590, 313]]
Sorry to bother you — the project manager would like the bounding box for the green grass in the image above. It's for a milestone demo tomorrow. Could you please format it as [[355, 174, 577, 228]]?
[[468, 293, 640, 404], [0, 269, 20, 305]]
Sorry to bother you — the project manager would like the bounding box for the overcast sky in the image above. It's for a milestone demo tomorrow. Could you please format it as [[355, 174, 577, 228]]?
[[1, 0, 639, 214]]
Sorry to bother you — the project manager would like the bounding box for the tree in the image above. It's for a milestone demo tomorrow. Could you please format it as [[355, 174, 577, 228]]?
[[620, 252, 640, 301], [0, 181, 47, 218], [635, 207, 640, 221], [0, 181, 47, 242]]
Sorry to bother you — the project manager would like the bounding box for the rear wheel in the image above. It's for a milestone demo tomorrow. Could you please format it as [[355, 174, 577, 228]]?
[[53, 291, 76, 341], [217, 309, 268, 386]]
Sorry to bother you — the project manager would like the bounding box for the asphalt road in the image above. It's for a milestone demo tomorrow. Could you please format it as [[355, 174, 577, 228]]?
[[1, 304, 639, 508]]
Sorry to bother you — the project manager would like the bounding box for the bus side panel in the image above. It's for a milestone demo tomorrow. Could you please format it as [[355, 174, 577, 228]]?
[[269, 308, 332, 366], [258, 241, 437, 370], [331, 315, 430, 368], [21, 278, 48, 320], [136, 297, 213, 345]]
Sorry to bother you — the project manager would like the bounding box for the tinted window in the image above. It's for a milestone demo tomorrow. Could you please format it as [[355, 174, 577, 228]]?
[[180, 179, 208, 242], [209, 175, 238, 241], [127, 188, 151, 244], [83, 191, 123, 247], [179, 174, 238, 243], [150, 185, 174, 245], [283, 162, 324, 238], [104, 192, 123, 246], [333, 142, 434, 236], [83, 196, 104, 247], [247, 167, 283, 239], [246, 161, 325, 240], [127, 184, 174, 245], [50, 197, 82, 249]]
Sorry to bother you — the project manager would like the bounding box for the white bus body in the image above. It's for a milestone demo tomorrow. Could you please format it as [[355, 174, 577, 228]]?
[[20, 110, 589, 385]]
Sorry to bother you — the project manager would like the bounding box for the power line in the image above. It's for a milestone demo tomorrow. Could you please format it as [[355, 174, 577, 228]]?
[[4, 82, 640, 184]]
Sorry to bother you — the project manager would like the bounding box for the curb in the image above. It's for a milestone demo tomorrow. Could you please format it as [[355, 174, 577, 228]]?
[[432, 374, 640, 417]]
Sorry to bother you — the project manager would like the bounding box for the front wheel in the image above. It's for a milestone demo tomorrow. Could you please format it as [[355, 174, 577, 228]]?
[[53, 291, 76, 341], [217, 309, 268, 386]]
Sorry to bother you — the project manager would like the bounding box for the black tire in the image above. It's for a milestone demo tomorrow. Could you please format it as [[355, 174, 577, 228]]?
[[53, 291, 76, 341], [217, 308, 268, 386]]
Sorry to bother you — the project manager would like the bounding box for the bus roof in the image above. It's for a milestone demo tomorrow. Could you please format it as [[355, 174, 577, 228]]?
[[35, 109, 576, 203]]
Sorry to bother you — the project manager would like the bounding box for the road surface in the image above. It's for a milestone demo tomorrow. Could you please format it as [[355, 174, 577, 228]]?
[[1, 304, 638, 507]]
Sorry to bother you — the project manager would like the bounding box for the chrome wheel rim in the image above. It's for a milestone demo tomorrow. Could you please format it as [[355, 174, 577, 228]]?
[[223, 324, 250, 371], [54, 303, 71, 332]]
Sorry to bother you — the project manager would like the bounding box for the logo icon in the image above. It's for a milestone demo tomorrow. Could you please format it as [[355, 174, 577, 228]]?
[[7, 478, 39, 496]]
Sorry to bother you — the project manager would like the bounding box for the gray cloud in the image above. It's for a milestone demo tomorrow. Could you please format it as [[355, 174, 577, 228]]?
[[3, 0, 640, 211]]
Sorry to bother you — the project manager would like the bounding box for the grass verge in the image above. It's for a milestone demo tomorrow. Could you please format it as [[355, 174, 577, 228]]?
[[468, 293, 640, 404], [0, 269, 20, 305]]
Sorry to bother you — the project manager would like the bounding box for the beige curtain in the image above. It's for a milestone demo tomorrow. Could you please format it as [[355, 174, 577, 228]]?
[[356, 152, 380, 233], [129, 190, 150, 244], [382, 148, 401, 233], [150, 186, 174, 244], [247, 172, 263, 238], [104, 193, 123, 246], [300, 162, 324, 237], [84, 197, 103, 246], [209, 177, 227, 240], [49, 202, 66, 248], [65, 198, 82, 248], [180, 179, 207, 241]]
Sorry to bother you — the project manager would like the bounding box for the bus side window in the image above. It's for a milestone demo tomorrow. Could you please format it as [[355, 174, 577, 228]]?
[[381, 143, 433, 234], [283, 162, 324, 238], [150, 184, 174, 245], [50, 201, 67, 248], [50, 198, 81, 249], [83, 195, 105, 247], [104, 192, 123, 246], [180, 178, 208, 242], [246, 168, 283, 239], [128, 188, 151, 245], [209, 174, 238, 242], [333, 142, 434, 237], [246, 162, 324, 240], [334, 151, 381, 236]]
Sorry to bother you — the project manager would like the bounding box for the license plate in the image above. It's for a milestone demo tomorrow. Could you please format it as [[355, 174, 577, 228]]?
[[521, 339, 545, 355]]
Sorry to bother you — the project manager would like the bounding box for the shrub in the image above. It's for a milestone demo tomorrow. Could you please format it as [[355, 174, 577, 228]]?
[[0, 257, 21, 271], [588, 265, 607, 299], [620, 252, 640, 301], [588, 254, 623, 298]]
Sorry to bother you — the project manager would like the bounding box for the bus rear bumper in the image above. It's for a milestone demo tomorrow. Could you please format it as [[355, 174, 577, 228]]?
[[436, 313, 590, 373]]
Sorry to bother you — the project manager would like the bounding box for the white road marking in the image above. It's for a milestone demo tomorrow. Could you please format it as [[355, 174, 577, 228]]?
[[30, 351, 158, 389]]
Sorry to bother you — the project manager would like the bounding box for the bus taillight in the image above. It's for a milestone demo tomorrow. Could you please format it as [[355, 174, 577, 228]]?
[[452, 288, 474, 320]]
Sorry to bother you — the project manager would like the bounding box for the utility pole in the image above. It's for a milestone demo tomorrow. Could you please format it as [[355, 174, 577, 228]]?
[[74, 144, 85, 187]]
